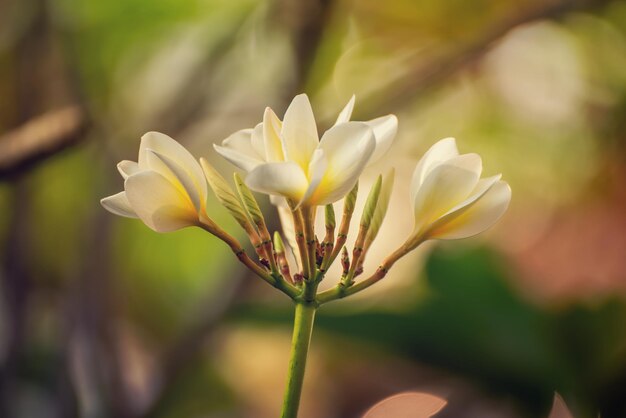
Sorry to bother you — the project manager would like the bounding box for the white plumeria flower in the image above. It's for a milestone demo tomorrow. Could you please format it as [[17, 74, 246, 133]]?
[[100, 132, 209, 232], [409, 137, 511, 242], [214, 94, 398, 207]]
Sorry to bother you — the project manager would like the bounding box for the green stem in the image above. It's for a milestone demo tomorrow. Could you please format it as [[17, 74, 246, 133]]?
[[280, 302, 317, 418]]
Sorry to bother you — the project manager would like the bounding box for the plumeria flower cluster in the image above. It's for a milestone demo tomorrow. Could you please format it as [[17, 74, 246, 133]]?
[[101, 94, 511, 418], [101, 93, 510, 303]]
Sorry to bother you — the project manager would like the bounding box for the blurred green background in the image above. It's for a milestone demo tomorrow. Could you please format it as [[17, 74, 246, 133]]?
[[1, 0, 626, 417]]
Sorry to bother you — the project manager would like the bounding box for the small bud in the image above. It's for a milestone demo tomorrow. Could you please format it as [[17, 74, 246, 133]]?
[[360, 175, 382, 230], [234, 172, 266, 231], [324, 204, 336, 230], [273, 231, 285, 254], [354, 265, 364, 277], [341, 246, 350, 276], [293, 273, 304, 284], [200, 159, 257, 237], [365, 169, 395, 246], [315, 238, 323, 267], [344, 182, 358, 214], [234, 172, 280, 274], [274, 232, 293, 283], [321, 183, 358, 271]]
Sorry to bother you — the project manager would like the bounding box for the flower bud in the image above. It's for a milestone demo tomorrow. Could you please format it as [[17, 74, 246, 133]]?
[[273, 231, 293, 283], [364, 169, 395, 248], [344, 182, 358, 215], [234, 172, 266, 232], [201, 159, 251, 231], [360, 175, 382, 230], [324, 204, 336, 230], [201, 158, 263, 251], [408, 138, 511, 245]]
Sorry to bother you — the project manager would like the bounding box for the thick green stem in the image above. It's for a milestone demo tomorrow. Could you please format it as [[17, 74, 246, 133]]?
[[280, 302, 317, 418]]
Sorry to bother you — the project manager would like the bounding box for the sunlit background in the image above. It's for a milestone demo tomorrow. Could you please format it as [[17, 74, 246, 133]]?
[[1, 0, 626, 417]]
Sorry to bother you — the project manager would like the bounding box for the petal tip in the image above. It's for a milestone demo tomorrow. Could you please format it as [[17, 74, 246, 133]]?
[[141, 131, 169, 141]]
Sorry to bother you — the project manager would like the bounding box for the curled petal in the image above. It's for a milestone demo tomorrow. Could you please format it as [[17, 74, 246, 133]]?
[[334, 94, 355, 125], [263, 107, 284, 162], [125, 171, 197, 232], [250, 123, 266, 159], [100, 191, 138, 218], [137, 132, 207, 198], [214, 129, 265, 172], [245, 162, 309, 202], [117, 160, 140, 179], [281, 94, 319, 170], [365, 114, 398, 163], [428, 180, 511, 240], [410, 137, 460, 201], [309, 122, 375, 205], [412, 154, 482, 231], [445, 174, 502, 215], [147, 149, 204, 212]]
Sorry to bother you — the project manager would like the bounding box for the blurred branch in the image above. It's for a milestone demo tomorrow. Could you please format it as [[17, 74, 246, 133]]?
[[0, 105, 89, 179], [150, 14, 252, 135], [361, 0, 613, 118], [0, 179, 33, 417], [286, 0, 333, 91]]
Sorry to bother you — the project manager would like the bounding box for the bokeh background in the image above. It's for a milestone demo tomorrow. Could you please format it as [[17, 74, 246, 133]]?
[[1, 0, 626, 417]]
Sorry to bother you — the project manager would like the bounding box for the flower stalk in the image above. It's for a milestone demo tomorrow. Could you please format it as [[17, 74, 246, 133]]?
[[280, 302, 317, 418]]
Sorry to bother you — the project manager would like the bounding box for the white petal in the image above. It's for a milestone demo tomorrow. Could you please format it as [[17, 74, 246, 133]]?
[[365, 114, 398, 163], [124, 171, 197, 233], [334, 95, 355, 125], [298, 149, 327, 207], [263, 107, 284, 162], [428, 180, 511, 240], [245, 162, 309, 201], [214, 144, 263, 173], [281, 94, 319, 170], [412, 154, 482, 232], [308, 122, 375, 205], [410, 137, 460, 202], [422, 174, 500, 235], [137, 132, 207, 200], [214, 129, 265, 172], [221, 129, 256, 155], [100, 191, 138, 218], [250, 123, 266, 158], [445, 153, 482, 175], [147, 150, 203, 212], [117, 160, 140, 179], [442, 174, 502, 217]]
